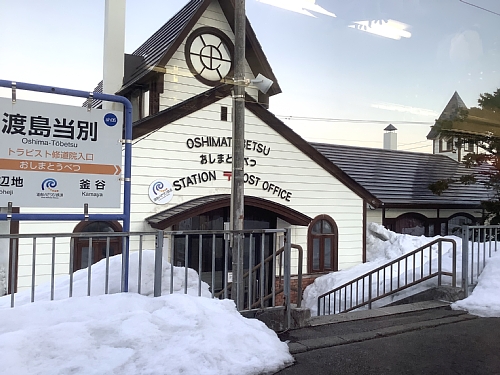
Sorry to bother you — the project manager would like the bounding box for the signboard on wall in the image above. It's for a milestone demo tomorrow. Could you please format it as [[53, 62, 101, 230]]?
[[0, 98, 122, 208], [148, 179, 174, 204]]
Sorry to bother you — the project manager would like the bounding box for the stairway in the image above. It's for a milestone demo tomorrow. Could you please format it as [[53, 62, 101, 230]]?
[[279, 301, 476, 354]]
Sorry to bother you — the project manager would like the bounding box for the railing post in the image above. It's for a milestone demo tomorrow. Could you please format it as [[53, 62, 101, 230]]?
[[462, 226, 469, 297], [368, 274, 372, 309], [154, 230, 164, 297], [452, 239, 457, 288], [10, 239, 17, 308], [284, 228, 292, 329], [437, 241, 442, 286]]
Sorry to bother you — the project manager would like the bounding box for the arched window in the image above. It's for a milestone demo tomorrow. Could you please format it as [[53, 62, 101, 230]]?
[[394, 213, 428, 236], [447, 213, 476, 236], [308, 215, 338, 274], [72, 221, 123, 271]]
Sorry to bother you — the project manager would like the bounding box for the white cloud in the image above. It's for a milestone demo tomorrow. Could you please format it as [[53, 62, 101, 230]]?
[[256, 0, 336, 18], [372, 102, 438, 117], [349, 19, 411, 40]]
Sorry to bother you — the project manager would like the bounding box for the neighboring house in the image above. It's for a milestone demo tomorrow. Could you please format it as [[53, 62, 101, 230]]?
[[2, 0, 493, 295], [426, 91, 500, 162]]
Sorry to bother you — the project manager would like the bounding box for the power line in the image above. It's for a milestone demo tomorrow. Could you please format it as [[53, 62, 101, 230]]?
[[402, 144, 433, 151], [459, 0, 500, 16], [276, 114, 434, 125], [399, 140, 429, 147]]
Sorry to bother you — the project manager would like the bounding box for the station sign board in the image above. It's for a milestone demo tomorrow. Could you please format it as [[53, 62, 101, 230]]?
[[0, 97, 123, 208]]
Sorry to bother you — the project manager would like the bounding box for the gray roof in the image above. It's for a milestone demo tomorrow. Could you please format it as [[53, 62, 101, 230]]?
[[120, 0, 205, 90], [312, 142, 492, 208]]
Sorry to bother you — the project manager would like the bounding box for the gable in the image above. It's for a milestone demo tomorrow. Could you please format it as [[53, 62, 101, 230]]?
[[121, 0, 280, 96], [87, 0, 280, 109]]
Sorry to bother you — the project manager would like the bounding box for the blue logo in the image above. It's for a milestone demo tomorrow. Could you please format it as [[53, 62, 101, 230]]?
[[41, 178, 58, 192], [153, 181, 168, 195], [104, 113, 118, 127]]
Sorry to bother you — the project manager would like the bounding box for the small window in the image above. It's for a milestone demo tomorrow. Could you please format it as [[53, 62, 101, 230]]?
[[142, 90, 150, 117], [440, 137, 454, 152], [394, 213, 427, 236], [221, 106, 228, 121], [464, 139, 475, 153], [448, 214, 475, 236], [308, 215, 338, 273]]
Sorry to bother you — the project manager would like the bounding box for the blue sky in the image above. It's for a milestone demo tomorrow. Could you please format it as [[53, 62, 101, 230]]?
[[1, 0, 499, 152]]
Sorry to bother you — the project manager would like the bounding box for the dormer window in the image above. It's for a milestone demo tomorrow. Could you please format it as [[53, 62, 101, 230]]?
[[129, 88, 150, 122]]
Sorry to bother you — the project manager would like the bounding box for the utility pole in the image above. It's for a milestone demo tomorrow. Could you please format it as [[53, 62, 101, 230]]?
[[231, 0, 246, 310]]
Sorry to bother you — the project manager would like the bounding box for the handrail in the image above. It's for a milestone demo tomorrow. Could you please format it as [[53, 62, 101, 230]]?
[[215, 244, 303, 308], [317, 238, 457, 316]]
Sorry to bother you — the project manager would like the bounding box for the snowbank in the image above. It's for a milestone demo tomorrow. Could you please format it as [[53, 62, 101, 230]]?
[[452, 250, 500, 317], [0, 250, 211, 308], [0, 293, 292, 375], [303, 223, 463, 315], [0, 250, 293, 375]]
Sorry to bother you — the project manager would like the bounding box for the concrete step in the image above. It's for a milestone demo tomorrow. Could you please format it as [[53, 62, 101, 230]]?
[[307, 300, 451, 326], [279, 301, 476, 354]]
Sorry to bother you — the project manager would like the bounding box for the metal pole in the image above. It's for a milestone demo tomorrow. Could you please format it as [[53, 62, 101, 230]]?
[[231, 0, 246, 310], [462, 226, 469, 297], [154, 231, 163, 297]]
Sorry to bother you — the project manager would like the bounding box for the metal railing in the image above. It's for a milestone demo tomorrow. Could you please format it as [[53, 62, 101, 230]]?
[[2, 231, 156, 308], [462, 225, 500, 297], [214, 243, 303, 308], [156, 229, 292, 313], [317, 238, 457, 316], [1, 228, 293, 324]]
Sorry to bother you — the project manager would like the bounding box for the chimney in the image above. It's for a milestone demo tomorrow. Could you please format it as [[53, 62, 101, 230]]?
[[383, 124, 398, 150], [102, 0, 126, 110]]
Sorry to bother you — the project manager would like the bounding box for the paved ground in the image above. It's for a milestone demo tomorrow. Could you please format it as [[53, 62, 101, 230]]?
[[275, 303, 500, 375]]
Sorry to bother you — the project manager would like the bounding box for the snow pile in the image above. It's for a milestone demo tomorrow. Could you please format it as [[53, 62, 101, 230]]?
[[0, 250, 211, 308], [0, 293, 292, 375], [0, 251, 293, 375], [303, 223, 463, 315], [365, 222, 447, 261], [452, 250, 500, 317]]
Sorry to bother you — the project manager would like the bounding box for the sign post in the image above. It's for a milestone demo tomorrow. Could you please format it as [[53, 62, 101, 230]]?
[[0, 79, 133, 291]]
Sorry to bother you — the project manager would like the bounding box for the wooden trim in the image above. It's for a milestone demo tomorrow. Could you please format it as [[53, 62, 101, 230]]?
[[8, 207, 20, 294], [184, 27, 235, 87], [147, 195, 312, 229], [73, 220, 123, 233], [132, 84, 232, 140], [363, 202, 367, 263], [156, 1, 213, 70], [119, 0, 281, 97], [382, 203, 482, 209], [244, 95, 382, 207], [385, 212, 479, 236], [132, 84, 381, 207]]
